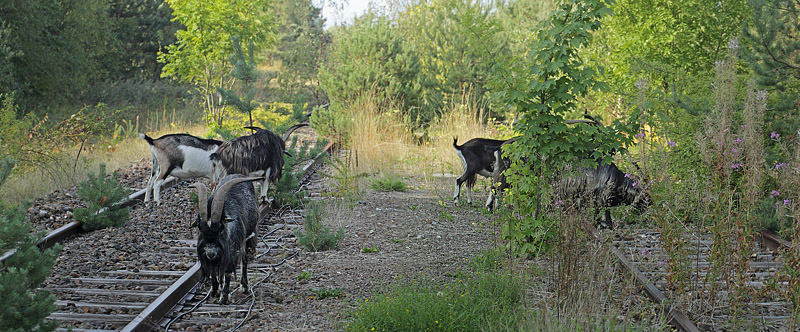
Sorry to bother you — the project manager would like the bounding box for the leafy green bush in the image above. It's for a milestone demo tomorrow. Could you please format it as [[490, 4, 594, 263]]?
[[295, 201, 344, 251], [73, 164, 131, 231], [370, 175, 407, 192], [0, 156, 59, 332]]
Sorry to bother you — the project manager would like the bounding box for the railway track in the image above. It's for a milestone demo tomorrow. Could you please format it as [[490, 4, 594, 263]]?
[[608, 223, 795, 331], [23, 135, 332, 331]]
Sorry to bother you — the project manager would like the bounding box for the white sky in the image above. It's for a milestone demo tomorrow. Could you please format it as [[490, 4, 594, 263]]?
[[321, 0, 374, 29]]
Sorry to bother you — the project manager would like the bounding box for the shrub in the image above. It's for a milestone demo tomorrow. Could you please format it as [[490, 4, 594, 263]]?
[[73, 164, 131, 231], [295, 201, 344, 251]]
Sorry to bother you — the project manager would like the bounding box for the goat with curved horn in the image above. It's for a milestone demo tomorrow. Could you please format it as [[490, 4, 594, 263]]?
[[193, 175, 261, 304]]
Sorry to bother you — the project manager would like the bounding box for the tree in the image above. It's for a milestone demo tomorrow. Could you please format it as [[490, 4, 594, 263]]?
[[0, 157, 59, 332], [603, 0, 748, 89], [0, 0, 118, 106], [318, 13, 425, 119], [742, 0, 800, 133], [399, 0, 509, 122], [271, 0, 330, 105], [159, 0, 276, 125], [494, 0, 638, 255]]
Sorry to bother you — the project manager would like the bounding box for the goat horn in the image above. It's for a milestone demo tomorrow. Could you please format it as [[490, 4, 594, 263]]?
[[192, 183, 209, 224], [209, 176, 262, 224], [282, 122, 310, 141]]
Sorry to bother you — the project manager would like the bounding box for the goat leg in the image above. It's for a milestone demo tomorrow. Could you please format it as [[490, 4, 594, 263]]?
[[220, 272, 232, 304], [210, 275, 219, 298], [241, 259, 249, 293]]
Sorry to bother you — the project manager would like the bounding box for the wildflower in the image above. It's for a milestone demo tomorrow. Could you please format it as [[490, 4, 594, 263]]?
[[776, 162, 788, 170], [741, 125, 748, 128], [734, 138, 742, 143], [731, 163, 743, 170], [771, 190, 780, 198], [771, 132, 780, 139], [635, 132, 645, 138], [635, 78, 648, 90], [667, 141, 677, 147], [625, 173, 631, 178], [632, 181, 638, 187], [731, 148, 738, 153], [728, 38, 739, 50], [757, 90, 768, 102], [784, 199, 791, 206], [641, 249, 649, 256]]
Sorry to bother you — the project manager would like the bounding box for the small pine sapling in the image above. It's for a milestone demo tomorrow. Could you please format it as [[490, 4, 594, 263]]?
[[73, 164, 131, 231]]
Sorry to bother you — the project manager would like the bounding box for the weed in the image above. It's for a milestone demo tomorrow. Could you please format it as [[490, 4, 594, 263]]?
[[311, 287, 346, 299], [361, 246, 380, 253], [370, 175, 407, 192], [297, 271, 312, 281], [391, 238, 404, 243], [295, 201, 344, 251], [323, 155, 369, 204]]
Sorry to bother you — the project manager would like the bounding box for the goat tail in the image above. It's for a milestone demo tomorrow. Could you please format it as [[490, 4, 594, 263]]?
[[138, 133, 154, 146], [452, 137, 461, 150]]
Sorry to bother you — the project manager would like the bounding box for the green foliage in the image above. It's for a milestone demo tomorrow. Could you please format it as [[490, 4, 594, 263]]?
[[159, 0, 276, 123], [604, 0, 748, 85], [0, 157, 59, 332], [73, 164, 131, 231], [310, 287, 345, 299], [295, 201, 344, 251], [360, 246, 380, 253], [0, 0, 118, 105], [270, 0, 329, 105], [274, 136, 328, 208], [494, 0, 638, 255], [344, 271, 526, 331], [297, 270, 311, 280], [369, 175, 408, 192], [318, 13, 426, 122], [218, 36, 259, 128], [398, 0, 509, 121], [322, 156, 368, 203], [742, 0, 800, 138]]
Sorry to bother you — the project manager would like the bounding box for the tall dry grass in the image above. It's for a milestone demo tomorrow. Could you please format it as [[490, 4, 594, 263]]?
[[343, 90, 510, 194], [0, 109, 205, 205]]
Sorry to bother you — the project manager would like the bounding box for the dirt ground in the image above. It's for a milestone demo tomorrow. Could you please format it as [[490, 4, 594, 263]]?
[[246, 175, 504, 331]]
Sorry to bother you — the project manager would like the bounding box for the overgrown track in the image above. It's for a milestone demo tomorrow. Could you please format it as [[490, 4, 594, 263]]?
[[609, 223, 795, 331], [28, 139, 332, 332]]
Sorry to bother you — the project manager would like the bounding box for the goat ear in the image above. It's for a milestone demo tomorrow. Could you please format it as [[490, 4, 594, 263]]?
[[283, 150, 293, 157]]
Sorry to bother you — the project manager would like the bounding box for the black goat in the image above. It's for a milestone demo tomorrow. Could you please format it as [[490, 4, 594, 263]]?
[[139, 133, 222, 204], [192, 175, 260, 304], [210, 123, 308, 203], [452, 137, 514, 205], [486, 142, 650, 228]]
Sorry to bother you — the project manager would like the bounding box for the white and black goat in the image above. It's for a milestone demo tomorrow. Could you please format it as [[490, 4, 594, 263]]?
[[192, 175, 260, 304], [210, 123, 308, 203], [452, 137, 514, 205], [485, 141, 651, 228], [139, 133, 222, 204]]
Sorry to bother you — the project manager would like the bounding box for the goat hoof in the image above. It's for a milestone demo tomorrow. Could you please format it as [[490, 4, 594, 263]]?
[[219, 295, 229, 305]]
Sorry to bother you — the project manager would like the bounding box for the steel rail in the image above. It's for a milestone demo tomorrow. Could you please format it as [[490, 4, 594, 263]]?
[[757, 227, 793, 252], [121, 140, 333, 332], [0, 176, 179, 266], [587, 224, 701, 332]]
